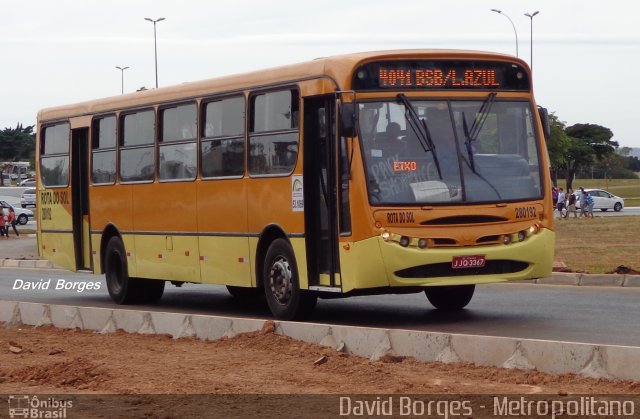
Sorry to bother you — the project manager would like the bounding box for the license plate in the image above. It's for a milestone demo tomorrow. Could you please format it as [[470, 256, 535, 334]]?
[[452, 255, 486, 269]]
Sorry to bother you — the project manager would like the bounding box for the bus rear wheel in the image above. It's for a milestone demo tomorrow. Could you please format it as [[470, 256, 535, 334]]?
[[105, 236, 134, 304], [105, 236, 165, 304], [424, 285, 475, 310], [263, 239, 317, 320]]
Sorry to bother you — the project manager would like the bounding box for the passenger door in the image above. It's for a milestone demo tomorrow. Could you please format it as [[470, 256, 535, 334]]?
[[303, 96, 340, 288], [71, 128, 92, 270]]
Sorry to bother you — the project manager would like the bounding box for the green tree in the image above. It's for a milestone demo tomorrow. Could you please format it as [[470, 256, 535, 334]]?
[[563, 136, 595, 190], [545, 113, 571, 186], [563, 123, 617, 190], [565, 123, 617, 160], [0, 123, 36, 186]]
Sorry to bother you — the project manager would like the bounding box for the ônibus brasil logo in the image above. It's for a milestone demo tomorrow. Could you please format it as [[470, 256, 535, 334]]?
[[8, 395, 73, 418]]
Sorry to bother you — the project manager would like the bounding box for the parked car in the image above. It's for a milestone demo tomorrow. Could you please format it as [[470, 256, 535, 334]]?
[[19, 178, 36, 187], [20, 188, 36, 208], [573, 188, 624, 212], [0, 200, 33, 225]]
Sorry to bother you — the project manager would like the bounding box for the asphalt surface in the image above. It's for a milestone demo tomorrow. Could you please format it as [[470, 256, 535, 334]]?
[[2, 267, 640, 348]]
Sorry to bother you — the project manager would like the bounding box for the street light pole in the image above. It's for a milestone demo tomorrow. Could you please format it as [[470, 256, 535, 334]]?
[[490, 9, 518, 57], [524, 11, 540, 71], [144, 17, 165, 88], [115, 66, 129, 95]]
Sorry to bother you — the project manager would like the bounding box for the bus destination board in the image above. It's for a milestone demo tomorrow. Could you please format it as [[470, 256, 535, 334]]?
[[353, 60, 530, 91]]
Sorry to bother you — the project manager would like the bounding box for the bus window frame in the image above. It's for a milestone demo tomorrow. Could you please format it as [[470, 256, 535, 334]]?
[[40, 121, 71, 189], [200, 93, 247, 181], [247, 86, 301, 179], [118, 107, 157, 184], [90, 113, 118, 186], [157, 100, 198, 183]]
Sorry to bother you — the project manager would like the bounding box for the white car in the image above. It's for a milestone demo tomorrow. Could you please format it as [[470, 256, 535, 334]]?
[[0, 200, 33, 225], [19, 178, 36, 187], [574, 189, 624, 212], [20, 188, 36, 208]]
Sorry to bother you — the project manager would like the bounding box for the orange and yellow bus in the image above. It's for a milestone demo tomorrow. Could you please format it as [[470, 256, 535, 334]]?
[[37, 50, 554, 320]]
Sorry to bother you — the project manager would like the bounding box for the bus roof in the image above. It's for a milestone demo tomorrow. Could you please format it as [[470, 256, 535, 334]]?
[[37, 49, 524, 123]]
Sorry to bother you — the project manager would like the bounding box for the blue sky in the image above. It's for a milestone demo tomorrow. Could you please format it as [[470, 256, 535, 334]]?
[[2, 0, 639, 148]]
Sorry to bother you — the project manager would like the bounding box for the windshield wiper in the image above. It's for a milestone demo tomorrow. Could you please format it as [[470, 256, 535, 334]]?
[[462, 116, 476, 172], [461, 92, 502, 199], [461, 92, 497, 174], [397, 94, 442, 180]]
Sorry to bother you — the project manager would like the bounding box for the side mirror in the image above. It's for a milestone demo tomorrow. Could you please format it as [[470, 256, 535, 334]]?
[[340, 103, 356, 138], [537, 106, 551, 141]]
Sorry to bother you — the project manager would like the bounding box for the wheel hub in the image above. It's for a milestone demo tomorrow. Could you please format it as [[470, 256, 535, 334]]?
[[269, 257, 292, 305]]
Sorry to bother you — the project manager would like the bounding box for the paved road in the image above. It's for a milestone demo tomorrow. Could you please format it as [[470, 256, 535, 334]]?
[[0, 187, 28, 200], [1, 267, 639, 347]]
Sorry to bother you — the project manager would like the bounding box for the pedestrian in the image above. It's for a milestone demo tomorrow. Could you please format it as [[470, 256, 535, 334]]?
[[7, 207, 19, 237], [556, 187, 566, 217], [565, 188, 578, 218], [0, 207, 6, 237], [579, 187, 588, 217], [584, 192, 595, 218]]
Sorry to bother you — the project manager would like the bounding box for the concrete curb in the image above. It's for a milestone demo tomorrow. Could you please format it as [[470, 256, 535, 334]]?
[[2, 300, 640, 381], [534, 272, 640, 287], [0, 259, 57, 269]]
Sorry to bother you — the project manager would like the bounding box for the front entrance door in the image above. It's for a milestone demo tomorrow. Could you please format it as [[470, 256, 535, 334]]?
[[303, 96, 340, 287], [71, 128, 91, 270]]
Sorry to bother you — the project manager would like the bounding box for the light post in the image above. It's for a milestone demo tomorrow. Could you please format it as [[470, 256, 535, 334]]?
[[524, 11, 540, 71], [115, 66, 129, 95], [144, 17, 165, 88], [490, 9, 518, 57]]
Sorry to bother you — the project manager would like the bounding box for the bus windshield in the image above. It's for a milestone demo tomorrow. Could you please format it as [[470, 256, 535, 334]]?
[[358, 99, 542, 205]]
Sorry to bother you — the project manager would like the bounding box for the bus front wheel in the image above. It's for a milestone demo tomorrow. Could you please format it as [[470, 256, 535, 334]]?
[[424, 285, 475, 310], [262, 239, 317, 320]]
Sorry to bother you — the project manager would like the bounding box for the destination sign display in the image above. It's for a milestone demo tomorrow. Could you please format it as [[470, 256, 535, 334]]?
[[352, 60, 530, 91]]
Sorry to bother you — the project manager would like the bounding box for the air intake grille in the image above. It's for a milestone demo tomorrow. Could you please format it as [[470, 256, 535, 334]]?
[[395, 260, 529, 278]]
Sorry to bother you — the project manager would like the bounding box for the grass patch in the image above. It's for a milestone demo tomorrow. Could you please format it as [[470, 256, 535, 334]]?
[[555, 216, 640, 273]]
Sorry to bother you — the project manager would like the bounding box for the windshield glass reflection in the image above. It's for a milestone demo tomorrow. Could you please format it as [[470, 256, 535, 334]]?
[[358, 99, 542, 205]]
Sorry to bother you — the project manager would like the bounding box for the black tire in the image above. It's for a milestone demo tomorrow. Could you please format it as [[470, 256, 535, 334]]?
[[226, 285, 262, 298], [262, 238, 317, 320], [424, 285, 475, 310], [18, 214, 28, 225], [105, 236, 135, 304], [614, 202, 622, 212]]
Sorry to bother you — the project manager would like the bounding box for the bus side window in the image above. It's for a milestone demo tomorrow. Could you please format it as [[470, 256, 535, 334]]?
[[40, 123, 70, 187], [201, 96, 245, 178], [91, 116, 117, 185], [249, 89, 300, 176], [120, 110, 155, 183], [159, 103, 197, 181]]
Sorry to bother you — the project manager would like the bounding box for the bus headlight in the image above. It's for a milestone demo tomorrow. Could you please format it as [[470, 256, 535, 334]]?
[[528, 224, 540, 235], [503, 235, 512, 245], [418, 238, 428, 249], [517, 231, 527, 242], [381, 231, 390, 241], [399, 236, 410, 247]]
